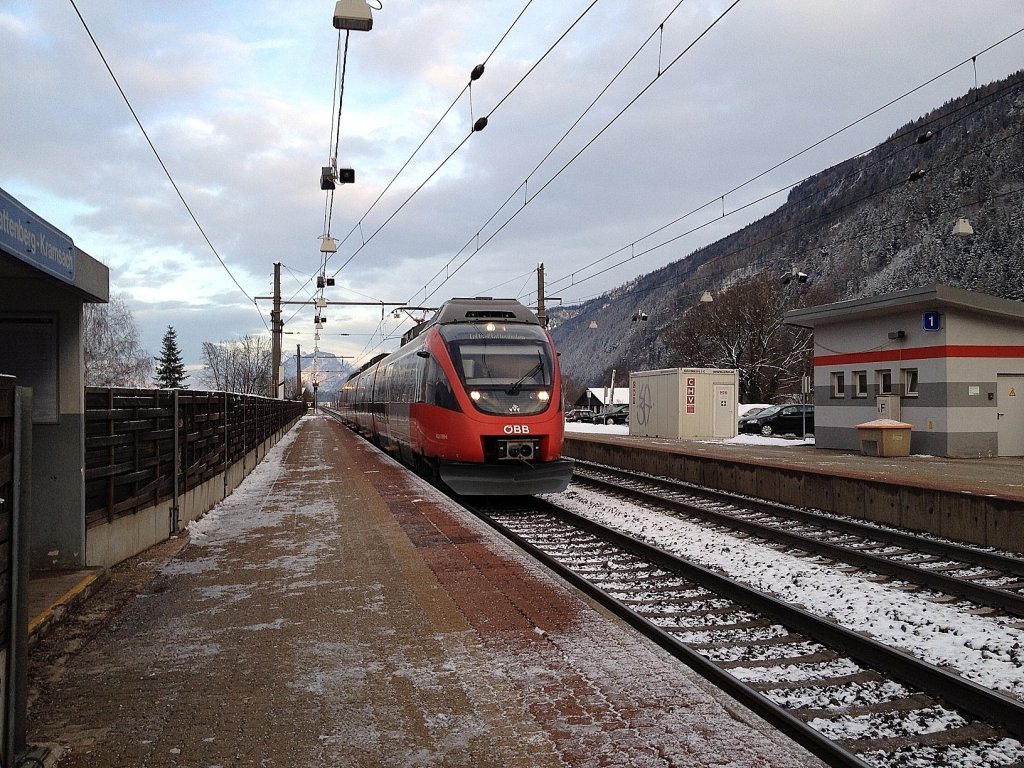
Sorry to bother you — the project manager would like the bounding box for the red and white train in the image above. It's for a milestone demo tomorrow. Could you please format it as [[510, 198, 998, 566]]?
[[335, 297, 573, 495]]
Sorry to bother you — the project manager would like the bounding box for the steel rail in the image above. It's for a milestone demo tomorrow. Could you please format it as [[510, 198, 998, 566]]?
[[572, 460, 1024, 577], [467, 497, 1024, 764], [572, 462, 1024, 616], [467, 499, 873, 768]]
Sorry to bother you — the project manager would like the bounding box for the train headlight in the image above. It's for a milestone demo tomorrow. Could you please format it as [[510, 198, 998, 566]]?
[[536, 391, 550, 402], [470, 390, 482, 401]]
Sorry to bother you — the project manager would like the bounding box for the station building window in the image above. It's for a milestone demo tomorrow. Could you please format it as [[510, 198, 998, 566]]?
[[853, 370, 868, 398], [876, 369, 893, 395], [830, 371, 845, 398], [902, 368, 919, 397]]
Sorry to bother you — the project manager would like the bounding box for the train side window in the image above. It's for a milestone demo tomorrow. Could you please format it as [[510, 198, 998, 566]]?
[[424, 357, 462, 412]]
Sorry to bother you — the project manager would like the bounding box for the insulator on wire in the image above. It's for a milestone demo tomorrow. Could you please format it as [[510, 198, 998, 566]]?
[[471, 63, 485, 81]]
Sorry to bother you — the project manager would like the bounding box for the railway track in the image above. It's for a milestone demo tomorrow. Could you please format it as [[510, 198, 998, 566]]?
[[571, 460, 1024, 620], [466, 496, 1024, 768]]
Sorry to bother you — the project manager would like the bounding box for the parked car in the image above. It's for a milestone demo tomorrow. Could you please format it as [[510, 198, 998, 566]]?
[[738, 404, 814, 437], [738, 403, 771, 420], [565, 408, 595, 423], [595, 405, 629, 425]]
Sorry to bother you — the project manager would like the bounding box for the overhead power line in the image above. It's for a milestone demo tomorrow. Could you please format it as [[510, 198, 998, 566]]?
[[68, 0, 263, 325], [325, 0, 603, 283], [407, 0, 743, 307], [529, 28, 1024, 305]]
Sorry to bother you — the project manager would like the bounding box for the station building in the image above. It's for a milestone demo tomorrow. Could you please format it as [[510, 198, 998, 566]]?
[[1, 186, 109, 569], [786, 283, 1024, 458]]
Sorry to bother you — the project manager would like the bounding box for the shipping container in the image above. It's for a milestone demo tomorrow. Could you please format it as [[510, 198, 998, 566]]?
[[629, 368, 739, 439]]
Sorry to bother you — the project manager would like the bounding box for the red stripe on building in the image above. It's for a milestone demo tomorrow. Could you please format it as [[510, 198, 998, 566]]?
[[815, 345, 1024, 366]]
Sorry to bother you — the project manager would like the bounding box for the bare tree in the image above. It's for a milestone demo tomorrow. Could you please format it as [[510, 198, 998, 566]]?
[[199, 335, 272, 394], [83, 293, 152, 387], [665, 275, 836, 403]]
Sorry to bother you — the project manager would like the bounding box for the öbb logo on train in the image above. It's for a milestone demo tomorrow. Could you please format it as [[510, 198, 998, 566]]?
[[503, 424, 531, 435]]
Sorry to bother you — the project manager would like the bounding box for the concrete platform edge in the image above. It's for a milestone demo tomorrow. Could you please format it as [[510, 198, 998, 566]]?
[[27, 569, 109, 649]]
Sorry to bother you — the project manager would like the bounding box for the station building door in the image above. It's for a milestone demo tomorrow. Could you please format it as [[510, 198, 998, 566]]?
[[997, 374, 1024, 456], [712, 383, 736, 439]]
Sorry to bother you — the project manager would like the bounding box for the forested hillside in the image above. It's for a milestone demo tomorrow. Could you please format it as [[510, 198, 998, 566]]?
[[551, 70, 1024, 393]]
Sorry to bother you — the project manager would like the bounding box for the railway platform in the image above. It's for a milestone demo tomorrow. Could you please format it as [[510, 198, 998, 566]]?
[[25, 414, 822, 767]]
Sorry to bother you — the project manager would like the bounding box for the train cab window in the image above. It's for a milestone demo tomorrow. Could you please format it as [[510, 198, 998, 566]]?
[[441, 323, 555, 416]]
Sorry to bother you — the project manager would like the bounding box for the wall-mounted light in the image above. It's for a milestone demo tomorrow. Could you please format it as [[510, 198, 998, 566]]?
[[887, 330, 906, 340]]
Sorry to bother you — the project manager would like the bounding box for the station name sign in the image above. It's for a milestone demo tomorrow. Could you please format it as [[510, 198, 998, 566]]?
[[0, 186, 76, 284]]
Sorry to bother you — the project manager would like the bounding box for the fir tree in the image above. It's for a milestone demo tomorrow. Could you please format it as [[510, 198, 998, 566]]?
[[153, 326, 188, 389]]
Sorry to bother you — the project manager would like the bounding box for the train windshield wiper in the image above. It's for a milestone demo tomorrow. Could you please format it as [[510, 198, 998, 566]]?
[[506, 357, 543, 395]]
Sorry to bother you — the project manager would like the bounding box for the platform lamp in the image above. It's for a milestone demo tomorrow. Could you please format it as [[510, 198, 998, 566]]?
[[952, 217, 974, 237], [333, 0, 374, 31], [782, 266, 808, 285], [319, 236, 337, 253]]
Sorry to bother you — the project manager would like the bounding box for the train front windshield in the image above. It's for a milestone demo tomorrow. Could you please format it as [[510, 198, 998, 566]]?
[[442, 323, 555, 416]]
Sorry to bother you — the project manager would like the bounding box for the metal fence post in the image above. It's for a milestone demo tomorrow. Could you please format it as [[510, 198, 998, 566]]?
[[223, 393, 229, 501], [171, 389, 180, 534]]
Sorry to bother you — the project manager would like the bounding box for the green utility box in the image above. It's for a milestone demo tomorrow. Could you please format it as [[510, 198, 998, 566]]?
[[856, 419, 913, 457]]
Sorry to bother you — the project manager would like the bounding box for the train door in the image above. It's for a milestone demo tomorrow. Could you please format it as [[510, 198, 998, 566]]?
[[380, 363, 395, 450], [996, 374, 1024, 456]]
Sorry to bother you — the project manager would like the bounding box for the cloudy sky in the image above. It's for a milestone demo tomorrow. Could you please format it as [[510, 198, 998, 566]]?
[[3, 1, 1023, 384]]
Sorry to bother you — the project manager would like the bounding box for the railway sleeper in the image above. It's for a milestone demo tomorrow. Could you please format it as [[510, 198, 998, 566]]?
[[842, 721, 1006, 755], [686, 631, 810, 652], [715, 649, 841, 670], [615, 588, 717, 606], [750, 670, 882, 692], [660, 617, 779, 635], [791, 691, 936, 721]]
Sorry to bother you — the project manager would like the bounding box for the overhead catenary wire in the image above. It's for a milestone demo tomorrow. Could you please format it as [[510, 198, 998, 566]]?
[[527, 30, 1024, 305], [325, 0, 604, 283], [553, 123, 1024, 317], [352, 0, 744, 364], [68, 0, 264, 327], [342, 15, 1021, 367], [319, 0, 537, 273], [407, 0, 743, 308]]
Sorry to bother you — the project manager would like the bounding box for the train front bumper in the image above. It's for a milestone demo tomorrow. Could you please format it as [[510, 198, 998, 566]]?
[[439, 459, 573, 496]]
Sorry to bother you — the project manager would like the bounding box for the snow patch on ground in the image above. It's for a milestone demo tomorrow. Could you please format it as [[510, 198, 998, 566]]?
[[552, 486, 1024, 701]]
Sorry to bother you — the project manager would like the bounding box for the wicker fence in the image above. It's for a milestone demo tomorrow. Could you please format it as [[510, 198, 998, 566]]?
[[84, 388, 304, 529]]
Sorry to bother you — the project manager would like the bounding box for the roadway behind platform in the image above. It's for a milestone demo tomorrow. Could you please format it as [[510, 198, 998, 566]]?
[[26, 414, 823, 767]]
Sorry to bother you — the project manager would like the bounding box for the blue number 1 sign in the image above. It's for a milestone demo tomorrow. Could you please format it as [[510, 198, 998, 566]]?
[[922, 311, 941, 332]]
